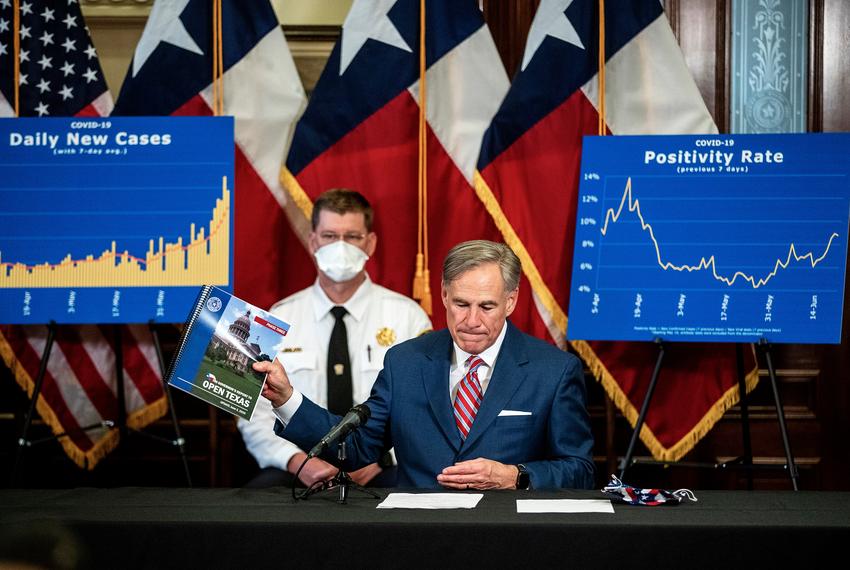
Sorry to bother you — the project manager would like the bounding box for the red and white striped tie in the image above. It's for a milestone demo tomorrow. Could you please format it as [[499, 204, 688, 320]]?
[[454, 355, 485, 440]]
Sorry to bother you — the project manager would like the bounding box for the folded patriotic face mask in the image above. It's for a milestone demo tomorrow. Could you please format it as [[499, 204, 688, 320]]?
[[602, 475, 698, 506]]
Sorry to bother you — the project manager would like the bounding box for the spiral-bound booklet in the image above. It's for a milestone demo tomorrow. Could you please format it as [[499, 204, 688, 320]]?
[[166, 286, 291, 420]]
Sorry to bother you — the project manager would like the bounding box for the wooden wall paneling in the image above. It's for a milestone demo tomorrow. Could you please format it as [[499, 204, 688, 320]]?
[[285, 27, 339, 95], [820, 0, 850, 131], [208, 407, 219, 487], [481, 0, 539, 79], [816, 0, 850, 490], [821, 291, 850, 489], [718, 0, 731, 134], [807, 0, 824, 132], [769, 342, 823, 488], [665, 0, 727, 129], [81, 5, 149, 96]]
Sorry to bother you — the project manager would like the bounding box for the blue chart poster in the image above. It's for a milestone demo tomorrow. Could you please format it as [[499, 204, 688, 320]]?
[[0, 116, 234, 324], [567, 133, 850, 344]]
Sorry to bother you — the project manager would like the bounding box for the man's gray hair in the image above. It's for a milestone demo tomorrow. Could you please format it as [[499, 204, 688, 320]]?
[[442, 240, 521, 291]]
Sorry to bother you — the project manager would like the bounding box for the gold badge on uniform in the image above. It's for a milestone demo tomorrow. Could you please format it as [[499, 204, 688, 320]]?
[[334, 364, 345, 376], [375, 327, 396, 347]]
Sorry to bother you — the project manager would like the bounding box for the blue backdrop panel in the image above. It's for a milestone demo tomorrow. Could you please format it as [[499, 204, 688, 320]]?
[[567, 133, 850, 344], [0, 116, 234, 324]]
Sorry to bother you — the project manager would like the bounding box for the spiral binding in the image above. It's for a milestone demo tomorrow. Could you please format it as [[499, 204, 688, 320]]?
[[164, 285, 214, 385]]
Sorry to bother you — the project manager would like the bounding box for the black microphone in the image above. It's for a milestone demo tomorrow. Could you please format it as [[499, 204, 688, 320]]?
[[307, 404, 371, 458]]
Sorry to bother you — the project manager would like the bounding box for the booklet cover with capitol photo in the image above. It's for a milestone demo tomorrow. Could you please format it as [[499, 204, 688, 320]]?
[[167, 286, 291, 420]]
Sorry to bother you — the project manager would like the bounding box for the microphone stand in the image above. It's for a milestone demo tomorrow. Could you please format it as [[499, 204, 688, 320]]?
[[298, 440, 381, 504], [328, 440, 381, 504], [333, 440, 354, 504]]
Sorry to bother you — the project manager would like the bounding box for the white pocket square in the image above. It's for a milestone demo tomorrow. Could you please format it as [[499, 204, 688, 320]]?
[[498, 410, 532, 417]]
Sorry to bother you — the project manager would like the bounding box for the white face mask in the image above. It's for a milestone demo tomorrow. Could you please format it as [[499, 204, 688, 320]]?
[[314, 240, 369, 283]]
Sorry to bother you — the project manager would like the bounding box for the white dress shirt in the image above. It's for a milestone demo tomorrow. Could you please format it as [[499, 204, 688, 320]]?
[[448, 320, 508, 401]]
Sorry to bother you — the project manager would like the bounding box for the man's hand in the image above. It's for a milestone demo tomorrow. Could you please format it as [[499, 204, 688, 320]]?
[[286, 452, 382, 488], [287, 452, 337, 487], [349, 463, 383, 486], [436, 458, 519, 490], [255, 358, 293, 408]]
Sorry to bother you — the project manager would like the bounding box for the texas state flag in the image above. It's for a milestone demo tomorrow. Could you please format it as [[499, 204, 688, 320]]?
[[113, 0, 307, 310], [281, 0, 508, 326], [476, 0, 753, 462]]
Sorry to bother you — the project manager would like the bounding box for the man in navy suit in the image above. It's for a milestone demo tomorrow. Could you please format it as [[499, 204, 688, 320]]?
[[257, 240, 595, 490]]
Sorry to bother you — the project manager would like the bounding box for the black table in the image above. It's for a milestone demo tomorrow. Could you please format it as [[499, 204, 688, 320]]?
[[2, 488, 848, 569]]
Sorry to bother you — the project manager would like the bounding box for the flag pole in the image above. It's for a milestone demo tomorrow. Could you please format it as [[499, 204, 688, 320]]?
[[13, 0, 20, 116], [598, 0, 606, 136], [212, 0, 224, 116], [216, 0, 224, 115], [212, 0, 218, 115], [413, 0, 432, 314]]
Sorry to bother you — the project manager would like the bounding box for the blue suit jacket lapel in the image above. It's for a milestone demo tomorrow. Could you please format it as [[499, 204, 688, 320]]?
[[421, 330, 461, 452], [462, 322, 528, 452]]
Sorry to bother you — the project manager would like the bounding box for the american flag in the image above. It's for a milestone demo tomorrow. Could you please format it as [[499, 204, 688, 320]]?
[[0, 0, 112, 117], [0, 0, 166, 470]]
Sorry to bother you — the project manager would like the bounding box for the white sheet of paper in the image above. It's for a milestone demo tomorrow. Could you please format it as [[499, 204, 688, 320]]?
[[376, 493, 484, 509], [516, 499, 615, 514]]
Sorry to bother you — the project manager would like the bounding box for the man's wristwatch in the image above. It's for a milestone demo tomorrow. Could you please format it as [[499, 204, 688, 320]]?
[[515, 464, 530, 490]]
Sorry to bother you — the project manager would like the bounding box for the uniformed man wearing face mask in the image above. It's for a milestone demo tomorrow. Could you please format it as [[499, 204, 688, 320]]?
[[238, 189, 432, 487]]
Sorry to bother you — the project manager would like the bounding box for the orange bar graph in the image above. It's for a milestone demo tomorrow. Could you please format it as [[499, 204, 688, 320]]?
[[0, 177, 231, 288]]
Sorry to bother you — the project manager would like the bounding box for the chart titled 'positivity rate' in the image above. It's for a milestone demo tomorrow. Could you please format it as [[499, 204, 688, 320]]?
[[567, 133, 850, 344]]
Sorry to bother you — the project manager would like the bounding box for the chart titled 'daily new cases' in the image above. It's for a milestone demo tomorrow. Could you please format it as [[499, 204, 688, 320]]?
[[0, 116, 234, 324]]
